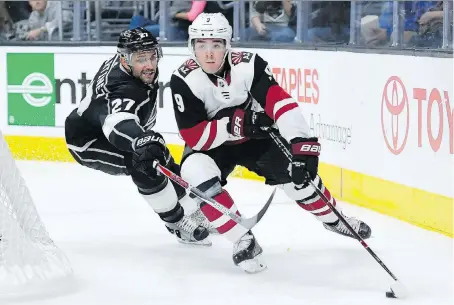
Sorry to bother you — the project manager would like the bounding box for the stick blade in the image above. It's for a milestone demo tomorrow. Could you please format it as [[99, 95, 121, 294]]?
[[242, 187, 277, 229], [389, 280, 408, 299]]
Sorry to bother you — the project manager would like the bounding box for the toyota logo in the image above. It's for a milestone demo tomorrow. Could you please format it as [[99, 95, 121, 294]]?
[[381, 76, 410, 155]]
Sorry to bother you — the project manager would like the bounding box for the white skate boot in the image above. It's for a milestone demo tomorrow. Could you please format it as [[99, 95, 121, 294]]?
[[166, 215, 212, 247], [323, 213, 372, 239], [187, 208, 218, 235], [232, 231, 266, 274]]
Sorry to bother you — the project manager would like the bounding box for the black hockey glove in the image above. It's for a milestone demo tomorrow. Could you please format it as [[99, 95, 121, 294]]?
[[226, 109, 274, 139], [132, 130, 170, 178], [290, 137, 321, 187]]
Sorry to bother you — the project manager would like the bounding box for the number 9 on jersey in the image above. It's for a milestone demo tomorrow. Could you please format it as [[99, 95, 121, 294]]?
[[174, 94, 185, 112]]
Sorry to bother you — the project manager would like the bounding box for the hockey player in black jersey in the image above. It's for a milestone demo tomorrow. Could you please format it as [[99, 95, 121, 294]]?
[[170, 13, 372, 273], [65, 28, 211, 246]]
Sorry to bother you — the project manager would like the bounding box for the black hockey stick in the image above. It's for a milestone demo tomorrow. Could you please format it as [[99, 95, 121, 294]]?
[[153, 161, 276, 230], [267, 130, 407, 299]]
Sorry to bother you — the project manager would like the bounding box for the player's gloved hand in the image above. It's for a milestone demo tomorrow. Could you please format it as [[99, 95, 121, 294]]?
[[290, 137, 321, 187], [132, 130, 170, 178], [226, 109, 274, 139]]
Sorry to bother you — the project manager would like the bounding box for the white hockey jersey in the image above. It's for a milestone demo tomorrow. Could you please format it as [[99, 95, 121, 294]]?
[[170, 51, 310, 151]]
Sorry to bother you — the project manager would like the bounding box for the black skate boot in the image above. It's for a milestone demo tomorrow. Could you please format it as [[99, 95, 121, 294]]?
[[323, 213, 372, 239], [232, 231, 266, 273]]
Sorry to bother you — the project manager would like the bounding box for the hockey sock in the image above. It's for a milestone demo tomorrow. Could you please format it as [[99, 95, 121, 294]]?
[[200, 189, 248, 243], [296, 184, 339, 224]]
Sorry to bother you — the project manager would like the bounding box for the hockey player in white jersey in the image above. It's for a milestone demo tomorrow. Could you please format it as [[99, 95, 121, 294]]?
[[170, 13, 372, 273], [65, 28, 210, 246]]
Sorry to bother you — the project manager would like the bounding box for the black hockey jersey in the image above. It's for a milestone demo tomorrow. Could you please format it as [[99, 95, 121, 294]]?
[[65, 54, 158, 152], [170, 51, 310, 151]]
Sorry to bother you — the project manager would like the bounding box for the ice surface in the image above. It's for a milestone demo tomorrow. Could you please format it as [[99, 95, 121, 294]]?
[[2, 161, 452, 305]]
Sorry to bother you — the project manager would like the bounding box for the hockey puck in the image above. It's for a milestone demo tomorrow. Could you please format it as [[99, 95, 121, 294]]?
[[386, 291, 397, 298]]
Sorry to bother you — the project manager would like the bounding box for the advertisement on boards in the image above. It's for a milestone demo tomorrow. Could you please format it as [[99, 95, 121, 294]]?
[[379, 73, 453, 197], [368, 54, 452, 197], [2, 49, 188, 140], [7, 53, 56, 126], [381, 75, 452, 156], [3, 51, 112, 134], [243, 49, 452, 197], [0, 47, 452, 197], [263, 57, 354, 157]]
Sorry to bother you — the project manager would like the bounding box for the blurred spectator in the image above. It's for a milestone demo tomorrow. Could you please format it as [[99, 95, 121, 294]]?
[[418, 2, 444, 25], [247, 1, 296, 43], [0, 1, 13, 39], [22, 0, 73, 40], [307, 1, 350, 43], [361, 1, 442, 47], [359, 1, 387, 46], [129, 1, 207, 41], [379, 1, 438, 44], [411, 1, 448, 47]]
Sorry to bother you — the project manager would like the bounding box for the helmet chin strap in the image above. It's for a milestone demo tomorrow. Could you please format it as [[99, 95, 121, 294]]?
[[119, 53, 134, 73], [213, 51, 229, 76]]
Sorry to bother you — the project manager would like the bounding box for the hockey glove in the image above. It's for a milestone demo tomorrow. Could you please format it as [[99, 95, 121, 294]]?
[[132, 130, 170, 178], [290, 137, 321, 187], [226, 109, 274, 139]]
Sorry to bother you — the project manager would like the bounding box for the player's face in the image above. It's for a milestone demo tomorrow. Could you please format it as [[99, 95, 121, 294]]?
[[194, 39, 226, 74], [131, 50, 158, 84]]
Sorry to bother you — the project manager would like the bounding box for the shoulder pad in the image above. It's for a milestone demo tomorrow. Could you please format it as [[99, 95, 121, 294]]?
[[177, 59, 200, 78]]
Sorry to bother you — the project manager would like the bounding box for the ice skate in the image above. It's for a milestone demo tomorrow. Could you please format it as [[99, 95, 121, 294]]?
[[188, 208, 219, 235], [166, 215, 212, 247], [323, 213, 372, 240], [232, 231, 266, 274]]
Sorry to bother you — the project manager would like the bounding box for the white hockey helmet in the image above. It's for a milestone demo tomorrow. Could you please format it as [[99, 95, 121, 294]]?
[[188, 13, 232, 57]]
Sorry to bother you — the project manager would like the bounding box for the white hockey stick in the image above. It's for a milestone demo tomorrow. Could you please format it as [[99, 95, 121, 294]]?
[[153, 161, 276, 230]]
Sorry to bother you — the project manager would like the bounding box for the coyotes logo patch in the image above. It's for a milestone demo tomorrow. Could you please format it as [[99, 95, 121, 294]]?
[[231, 52, 253, 66], [178, 59, 199, 77]]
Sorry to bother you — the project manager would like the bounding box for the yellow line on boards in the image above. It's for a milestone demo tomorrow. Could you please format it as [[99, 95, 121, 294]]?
[[5, 135, 452, 237]]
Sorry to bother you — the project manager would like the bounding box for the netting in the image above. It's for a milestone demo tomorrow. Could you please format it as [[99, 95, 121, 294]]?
[[0, 130, 73, 294]]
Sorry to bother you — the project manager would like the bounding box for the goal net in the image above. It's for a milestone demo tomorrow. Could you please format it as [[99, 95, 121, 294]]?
[[0, 130, 73, 294]]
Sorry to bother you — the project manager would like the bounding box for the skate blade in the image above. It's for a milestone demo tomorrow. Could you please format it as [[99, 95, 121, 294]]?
[[238, 254, 267, 274], [177, 238, 212, 247]]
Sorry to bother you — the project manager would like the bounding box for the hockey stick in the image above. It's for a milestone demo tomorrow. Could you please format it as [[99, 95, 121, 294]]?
[[267, 130, 407, 299], [153, 160, 276, 230]]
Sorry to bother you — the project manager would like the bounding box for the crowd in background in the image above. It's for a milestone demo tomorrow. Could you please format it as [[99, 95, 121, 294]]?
[[0, 0, 452, 50]]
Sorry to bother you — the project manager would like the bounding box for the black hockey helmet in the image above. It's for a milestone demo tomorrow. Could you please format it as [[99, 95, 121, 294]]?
[[117, 28, 162, 63]]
